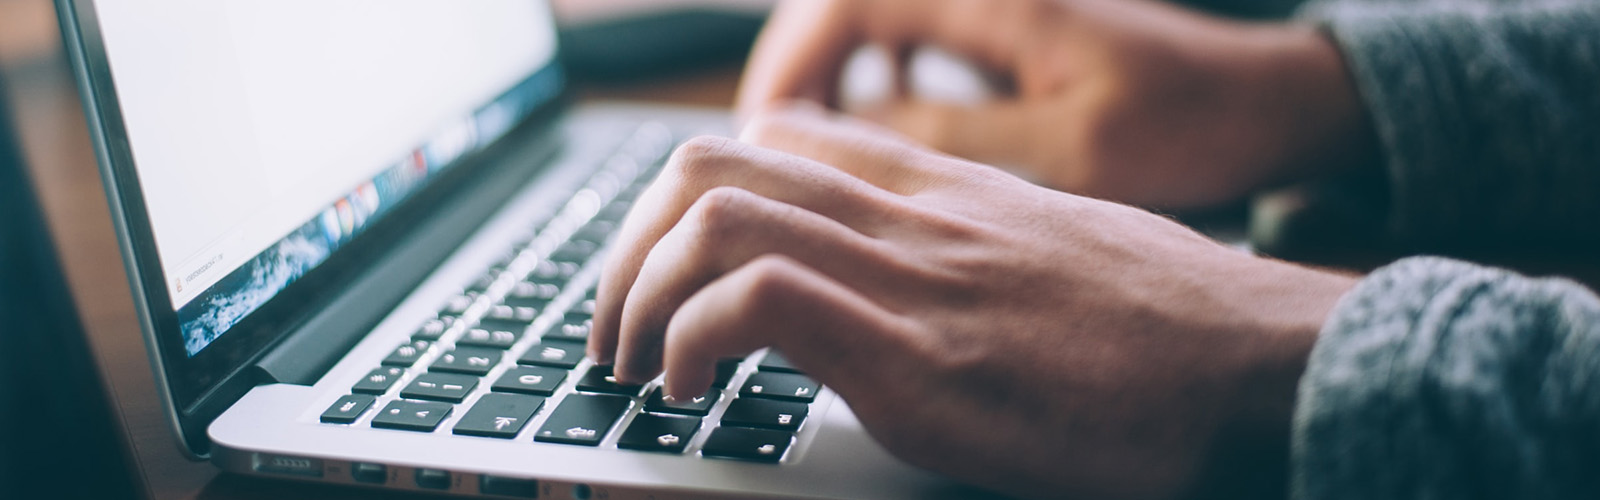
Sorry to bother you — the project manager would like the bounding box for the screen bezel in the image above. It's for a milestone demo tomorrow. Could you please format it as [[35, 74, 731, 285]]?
[[56, 0, 571, 456]]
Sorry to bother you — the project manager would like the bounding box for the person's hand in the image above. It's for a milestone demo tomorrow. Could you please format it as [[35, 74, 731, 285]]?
[[589, 106, 1358, 499], [737, 0, 1376, 210]]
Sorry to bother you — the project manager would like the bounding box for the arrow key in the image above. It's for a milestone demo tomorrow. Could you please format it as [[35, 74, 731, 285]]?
[[644, 387, 719, 416], [371, 400, 452, 432], [454, 393, 545, 438], [617, 413, 700, 454]]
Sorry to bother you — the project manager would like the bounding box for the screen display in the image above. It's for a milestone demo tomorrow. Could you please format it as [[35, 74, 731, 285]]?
[[93, 0, 560, 355]]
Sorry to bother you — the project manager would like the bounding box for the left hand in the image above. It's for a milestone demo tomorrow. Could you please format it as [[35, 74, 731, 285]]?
[[588, 105, 1356, 499]]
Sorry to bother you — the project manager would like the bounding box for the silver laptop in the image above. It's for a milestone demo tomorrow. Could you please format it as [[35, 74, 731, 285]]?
[[58, 1, 987, 498]]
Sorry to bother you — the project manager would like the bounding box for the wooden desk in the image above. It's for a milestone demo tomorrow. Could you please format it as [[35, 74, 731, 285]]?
[[2, 2, 740, 497]]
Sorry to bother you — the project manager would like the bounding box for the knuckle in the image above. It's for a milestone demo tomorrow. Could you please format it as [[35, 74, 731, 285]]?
[[666, 135, 741, 181], [739, 111, 804, 148], [684, 187, 761, 246], [735, 255, 804, 314]]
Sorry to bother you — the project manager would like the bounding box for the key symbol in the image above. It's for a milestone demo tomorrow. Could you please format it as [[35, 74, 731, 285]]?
[[656, 434, 680, 446], [750, 385, 764, 394], [519, 374, 544, 385], [794, 387, 810, 396], [540, 347, 565, 359], [566, 427, 597, 439], [691, 396, 706, 404], [416, 410, 430, 418], [469, 356, 490, 366], [339, 401, 358, 412], [777, 414, 792, 425], [369, 374, 387, 383], [757, 444, 776, 455], [443, 384, 464, 391], [493, 417, 517, 430], [398, 346, 416, 356]]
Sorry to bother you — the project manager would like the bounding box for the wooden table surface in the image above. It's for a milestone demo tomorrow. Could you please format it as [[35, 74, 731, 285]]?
[[1, 1, 740, 498]]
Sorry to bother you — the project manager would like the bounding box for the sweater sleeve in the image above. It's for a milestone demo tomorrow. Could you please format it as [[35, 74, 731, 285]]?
[[1292, 256, 1600, 499], [1290, 0, 1600, 251]]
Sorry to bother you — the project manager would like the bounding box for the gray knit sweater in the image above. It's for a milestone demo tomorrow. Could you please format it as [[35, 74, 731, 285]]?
[[1288, 1, 1600, 498]]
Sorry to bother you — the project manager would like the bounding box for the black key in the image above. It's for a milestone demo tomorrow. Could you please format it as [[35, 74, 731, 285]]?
[[492, 366, 567, 396], [415, 468, 451, 490], [371, 400, 452, 432], [484, 304, 539, 324], [352, 367, 406, 395], [712, 359, 742, 389], [479, 476, 540, 498], [528, 260, 581, 282], [458, 328, 520, 349], [757, 350, 802, 374], [617, 413, 700, 454], [414, 318, 452, 341], [503, 281, 560, 310], [533, 394, 631, 446], [549, 240, 599, 264], [382, 340, 432, 367], [440, 294, 477, 315], [721, 398, 808, 431], [571, 298, 597, 315], [701, 427, 793, 463], [431, 347, 503, 376], [741, 372, 820, 402], [644, 387, 719, 417], [542, 317, 592, 342], [517, 339, 585, 369], [400, 372, 479, 403], [562, 310, 593, 325], [575, 365, 645, 396], [320, 394, 376, 424], [453, 393, 545, 438]]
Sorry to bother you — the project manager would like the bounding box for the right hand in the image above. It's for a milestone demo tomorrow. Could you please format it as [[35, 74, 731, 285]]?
[[737, 0, 1376, 209]]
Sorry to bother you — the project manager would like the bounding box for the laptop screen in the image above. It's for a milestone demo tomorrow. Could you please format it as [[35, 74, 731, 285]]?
[[93, 0, 561, 357]]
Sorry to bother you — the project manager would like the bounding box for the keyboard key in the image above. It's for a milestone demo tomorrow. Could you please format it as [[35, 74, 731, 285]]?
[[491, 366, 567, 396], [484, 304, 538, 323], [479, 475, 540, 498], [441, 294, 477, 315], [382, 340, 432, 367], [371, 400, 452, 432], [431, 347, 503, 376], [400, 372, 479, 403], [352, 367, 406, 395], [712, 359, 742, 389], [320, 394, 377, 424], [644, 387, 719, 416], [575, 365, 645, 396], [757, 350, 802, 374], [562, 310, 593, 325], [458, 328, 520, 349], [701, 427, 793, 463], [503, 282, 560, 310], [453, 393, 545, 438], [414, 318, 452, 341], [741, 372, 821, 402], [517, 339, 585, 369], [542, 318, 592, 342], [721, 398, 808, 431], [533, 394, 631, 446], [617, 413, 700, 454], [529, 260, 581, 282], [549, 240, 599, 264], [415, 468, 451, 490]]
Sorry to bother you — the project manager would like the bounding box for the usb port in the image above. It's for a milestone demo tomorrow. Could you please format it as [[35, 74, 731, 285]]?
[[254, 454, 324, 478]]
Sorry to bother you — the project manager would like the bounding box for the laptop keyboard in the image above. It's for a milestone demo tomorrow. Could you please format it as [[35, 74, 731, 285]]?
[[318, 124, 822, 464]]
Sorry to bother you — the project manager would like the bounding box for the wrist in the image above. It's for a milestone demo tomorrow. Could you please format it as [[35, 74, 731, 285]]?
[[1251, 23, 1382, 185]]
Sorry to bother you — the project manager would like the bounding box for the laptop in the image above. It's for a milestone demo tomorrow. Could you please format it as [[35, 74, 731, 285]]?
[[57, 1, 982, 498]]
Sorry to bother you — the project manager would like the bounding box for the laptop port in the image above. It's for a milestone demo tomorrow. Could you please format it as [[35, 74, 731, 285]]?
[[254, 454, 323, 478], [479, 475, 539, 498], [415, 468, 451, 490], [350, 462, 387, 485]]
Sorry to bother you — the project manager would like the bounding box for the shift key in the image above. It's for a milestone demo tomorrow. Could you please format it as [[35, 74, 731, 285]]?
[[533, 394, 631, 446]]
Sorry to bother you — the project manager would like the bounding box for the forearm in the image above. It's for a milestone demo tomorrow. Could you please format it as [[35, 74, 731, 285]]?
[[1293, 0, 1600, 251], [1293, 257, 1600, 499]]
